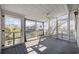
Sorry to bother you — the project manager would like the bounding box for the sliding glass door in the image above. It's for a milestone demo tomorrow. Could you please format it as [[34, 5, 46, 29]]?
[[25, 20, 44, 41], [4, 15, 21, 47], [25, 20, 37, 41], [36, 22, 44, 36]]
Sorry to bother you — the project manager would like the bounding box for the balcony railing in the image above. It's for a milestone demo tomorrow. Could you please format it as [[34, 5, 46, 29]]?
[[5, 32, 21, 47], [5, 30, 44, 47]]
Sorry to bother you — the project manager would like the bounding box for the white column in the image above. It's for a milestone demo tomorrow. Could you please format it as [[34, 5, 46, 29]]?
[[48, 18, 51, 35], [77, 18, 79, 47], [56, 18, 58, 39], [67, 11, 70, 40], [76, 10, 79, 47], [21, 18, 25, 43], [72, 9, 79, 48]]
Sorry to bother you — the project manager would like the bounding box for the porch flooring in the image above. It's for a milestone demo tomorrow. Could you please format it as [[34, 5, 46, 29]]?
[[1, 36, 79, 54]]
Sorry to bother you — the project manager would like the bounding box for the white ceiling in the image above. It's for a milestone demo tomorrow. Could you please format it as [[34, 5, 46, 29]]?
[[67, 4, 79, 11], [1, 4, 68, 21]]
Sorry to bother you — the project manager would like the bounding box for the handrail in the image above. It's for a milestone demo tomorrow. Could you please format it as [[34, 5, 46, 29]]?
[[5, 32, 21, 33], [5, 32, 21, 41]]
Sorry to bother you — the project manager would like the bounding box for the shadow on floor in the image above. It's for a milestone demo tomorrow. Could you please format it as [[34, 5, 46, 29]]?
[[30, 36, 79, 54], [2, 43, 28, 54], [2, 35, 79, 54]]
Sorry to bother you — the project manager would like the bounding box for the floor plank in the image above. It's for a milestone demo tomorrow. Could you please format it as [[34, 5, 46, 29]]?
[[1, 36, 79, 54]]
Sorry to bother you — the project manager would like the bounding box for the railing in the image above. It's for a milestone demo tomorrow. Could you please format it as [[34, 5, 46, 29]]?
[[26, 30, 44, 41], [5, 30, 44, 47], [5, 32, 21, 47]]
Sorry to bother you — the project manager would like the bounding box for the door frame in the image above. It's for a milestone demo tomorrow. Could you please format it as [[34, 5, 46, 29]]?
[[24, 19, 44, 42]]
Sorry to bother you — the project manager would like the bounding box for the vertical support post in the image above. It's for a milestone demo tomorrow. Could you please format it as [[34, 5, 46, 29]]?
[[13, 32, 15, 45], [68, 11, 70, 40], [62, 31, 63, 40], [48, 18, 50, 35], [74, 10, 78, 41], [24, 18, 27, 42], [21, 17, 26, 42], [56, 18, 58, 39], [1, 10, 5, 47], [43, 22, 44, 36], [35, 21, 37, 37], [74, 9, 79, 47], [0, 5, 1, 53]]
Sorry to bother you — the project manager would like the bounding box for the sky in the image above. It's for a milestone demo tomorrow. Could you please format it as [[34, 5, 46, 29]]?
[[5, 14, 67, 25], [5, 15, 58, 30], [5, 16, 44, 28], [5, 15, 68, 29], [5, 16, 21, 27], [26, 20, 35, 26]]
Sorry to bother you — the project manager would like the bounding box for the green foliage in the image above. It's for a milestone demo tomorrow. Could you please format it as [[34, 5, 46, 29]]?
[[5, 24, 21, 40]]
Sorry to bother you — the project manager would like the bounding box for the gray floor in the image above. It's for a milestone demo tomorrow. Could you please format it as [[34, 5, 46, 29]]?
[[1, 36, 79, 54], [2, 43, 28, 54]]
